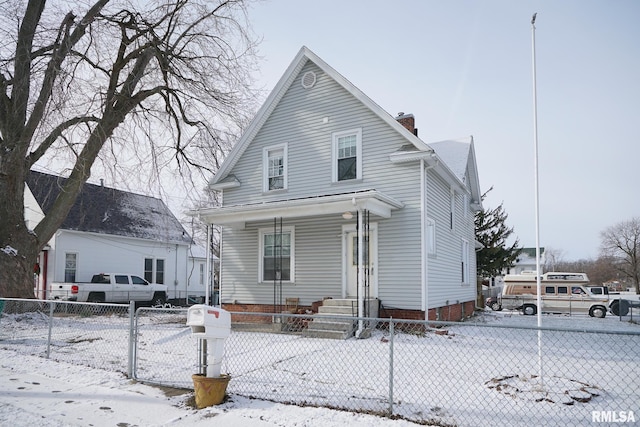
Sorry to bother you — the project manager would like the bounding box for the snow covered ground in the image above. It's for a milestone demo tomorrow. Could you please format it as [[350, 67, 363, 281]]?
[[1, 306, 639, 426]]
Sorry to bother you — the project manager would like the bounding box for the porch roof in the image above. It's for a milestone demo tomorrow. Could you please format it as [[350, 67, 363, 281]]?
[[190, 190, 404, 227]]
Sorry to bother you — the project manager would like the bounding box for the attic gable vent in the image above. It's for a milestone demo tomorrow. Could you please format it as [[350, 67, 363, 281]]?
[[301, 71, 316, 89]]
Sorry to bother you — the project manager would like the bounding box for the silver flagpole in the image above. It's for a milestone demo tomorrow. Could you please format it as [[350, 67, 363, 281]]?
[[531, 12, 545, 389]]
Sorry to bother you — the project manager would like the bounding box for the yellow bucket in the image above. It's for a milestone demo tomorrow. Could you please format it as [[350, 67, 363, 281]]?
[[191, 374, 231, 408]]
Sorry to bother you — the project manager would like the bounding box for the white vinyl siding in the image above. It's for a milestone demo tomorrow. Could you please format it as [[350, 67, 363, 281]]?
[[220, 219, 342, 304], [217, 60, 477, 310]]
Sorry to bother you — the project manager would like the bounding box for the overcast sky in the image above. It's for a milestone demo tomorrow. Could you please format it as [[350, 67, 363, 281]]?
[[242, 0, 640, 261]]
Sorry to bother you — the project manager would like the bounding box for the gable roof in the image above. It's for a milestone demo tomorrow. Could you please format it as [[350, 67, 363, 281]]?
[[27, 171, 191, 244], [429, 137, 482, 210], [211, 46, 433, 187]]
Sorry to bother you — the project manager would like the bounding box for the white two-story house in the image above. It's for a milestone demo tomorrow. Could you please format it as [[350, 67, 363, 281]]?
[[192, 47, 483, 321]]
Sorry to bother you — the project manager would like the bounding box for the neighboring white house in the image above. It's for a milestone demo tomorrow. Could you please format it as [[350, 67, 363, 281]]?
[[25, 170, 209, 303], [191, 46, 483, 321], [506, 247, 546, 275], [186, 245, 219, 304]]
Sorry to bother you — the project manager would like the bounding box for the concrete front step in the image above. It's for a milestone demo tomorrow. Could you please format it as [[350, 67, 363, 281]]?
[[304, 298, 378, 340], [317, 305, 357, 316], [306, 319, 354, 332]]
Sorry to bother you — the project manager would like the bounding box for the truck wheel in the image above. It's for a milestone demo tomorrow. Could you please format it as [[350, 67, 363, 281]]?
[[522, 304, 537, 316], [152, 292, 166, 307], [610, 299, 629, 316], [589, 306, 606, 318], [87, 293, 105, 303], [490, 301, 502, 311]]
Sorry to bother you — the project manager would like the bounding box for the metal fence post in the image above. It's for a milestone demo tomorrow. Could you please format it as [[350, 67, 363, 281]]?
[[388, 317, 394, 416], [128, 301, 135, 378], [46, 301, 55, 359]]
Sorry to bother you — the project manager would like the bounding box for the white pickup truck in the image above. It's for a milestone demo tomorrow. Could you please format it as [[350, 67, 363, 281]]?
[[49, 273, 168, 305]]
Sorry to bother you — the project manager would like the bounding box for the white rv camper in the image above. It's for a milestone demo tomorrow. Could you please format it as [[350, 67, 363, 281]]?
[[498, 271, 610, 318]]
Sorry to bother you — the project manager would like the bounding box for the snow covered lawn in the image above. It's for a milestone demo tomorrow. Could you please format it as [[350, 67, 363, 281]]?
[[1, 306, 639, 426]]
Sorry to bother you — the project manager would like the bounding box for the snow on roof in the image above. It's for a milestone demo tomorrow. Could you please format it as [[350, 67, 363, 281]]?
[[429, 138, 472, 182], [27, 170, 192, 244]]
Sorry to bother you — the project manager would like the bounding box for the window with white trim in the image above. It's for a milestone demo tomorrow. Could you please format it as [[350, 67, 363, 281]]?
[[199, 263, 205, 285], [259, 227, 295, 282], [263, 144, 287, 192], [426, 217, 436, 255], [64, 253, 77, 282], [144, 258, 165, 284], [461, 239, 470, 285], [332, 128, 362, 182]]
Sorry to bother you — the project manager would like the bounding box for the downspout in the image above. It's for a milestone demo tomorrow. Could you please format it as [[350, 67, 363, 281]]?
[[205, 224, 211, 305]]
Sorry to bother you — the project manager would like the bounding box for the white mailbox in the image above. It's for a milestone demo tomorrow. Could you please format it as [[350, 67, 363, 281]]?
[[187, 305, 231, 377]]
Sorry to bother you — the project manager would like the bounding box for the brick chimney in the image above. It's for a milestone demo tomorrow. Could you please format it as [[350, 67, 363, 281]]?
[[395, 112, 418, 136]]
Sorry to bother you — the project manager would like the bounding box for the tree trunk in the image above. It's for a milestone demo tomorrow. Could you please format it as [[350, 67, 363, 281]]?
[[0, 174, 39, 298]]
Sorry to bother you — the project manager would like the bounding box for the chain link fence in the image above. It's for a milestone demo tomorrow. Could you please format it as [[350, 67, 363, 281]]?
[[2, 298, 639, 426], [0, 298, 132, 372]]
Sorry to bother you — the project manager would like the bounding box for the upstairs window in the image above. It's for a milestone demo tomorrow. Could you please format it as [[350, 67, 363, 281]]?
[[332, 128, 362, 182], [263, 144, 288, 192]]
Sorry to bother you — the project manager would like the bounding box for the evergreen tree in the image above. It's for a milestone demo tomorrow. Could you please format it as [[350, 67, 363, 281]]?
[[475, 188, 521, 278]]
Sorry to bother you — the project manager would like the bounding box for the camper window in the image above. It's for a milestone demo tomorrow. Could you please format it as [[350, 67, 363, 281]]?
[[545, 286, 555, 294], [558, 286, 568, 295], [572, 286, 585, 295]]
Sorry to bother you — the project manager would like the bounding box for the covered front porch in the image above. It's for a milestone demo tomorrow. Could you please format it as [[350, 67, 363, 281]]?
[[191, 190, 403, 325]]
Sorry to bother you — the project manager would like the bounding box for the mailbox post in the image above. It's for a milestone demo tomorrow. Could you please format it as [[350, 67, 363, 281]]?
[[187, 304, 231, 377]]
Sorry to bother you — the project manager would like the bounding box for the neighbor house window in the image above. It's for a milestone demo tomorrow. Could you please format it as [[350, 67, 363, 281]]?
[[144, 258, 153, 283], [426, 217, 436, 255], [199, 263, 205, 285], [332, 128, 362, 182], [144, 258, 165, 284], [263, 144, 288, 192], [461, 239, 470, 285], [259, 227, 295, 282], [64, 253, 77, 282], [156, 259, 165, 284]]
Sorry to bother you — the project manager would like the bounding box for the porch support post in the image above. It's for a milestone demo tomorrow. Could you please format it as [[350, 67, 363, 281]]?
[[356, 208, 364, 336], [205, 224, 211, 305]]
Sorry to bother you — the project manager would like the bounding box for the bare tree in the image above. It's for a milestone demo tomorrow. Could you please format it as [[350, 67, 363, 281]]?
[[0, 0, 258, 297], [600, 217, 640, 293], [543, 247, 564, 272]]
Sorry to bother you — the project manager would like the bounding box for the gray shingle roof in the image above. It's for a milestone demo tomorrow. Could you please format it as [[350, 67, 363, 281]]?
[[27, 171, 191, 244]]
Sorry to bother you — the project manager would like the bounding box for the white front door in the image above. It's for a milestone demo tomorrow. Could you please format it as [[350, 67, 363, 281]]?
[[343, 224, 377, 299]]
